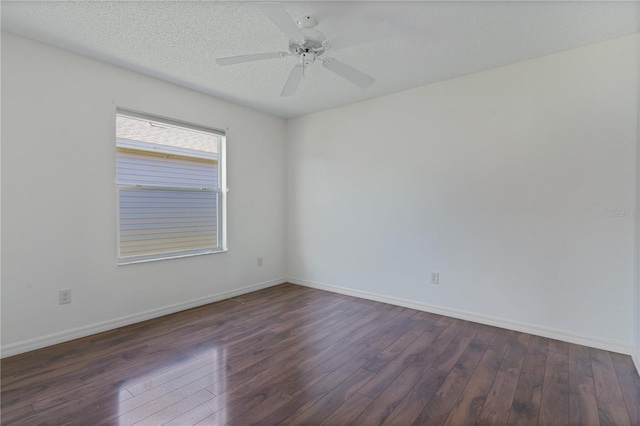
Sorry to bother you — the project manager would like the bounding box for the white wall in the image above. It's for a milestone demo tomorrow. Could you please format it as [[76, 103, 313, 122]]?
[[634, 31, 640, 368], [287, 34, 638, 352], [1, 33, 287, 356]]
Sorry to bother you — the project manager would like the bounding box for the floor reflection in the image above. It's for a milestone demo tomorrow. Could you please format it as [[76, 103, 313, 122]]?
[[117, 346, 227, 425]]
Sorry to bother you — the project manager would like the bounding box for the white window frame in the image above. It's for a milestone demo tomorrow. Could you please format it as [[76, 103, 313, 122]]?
[[116, 108, 227, 265]]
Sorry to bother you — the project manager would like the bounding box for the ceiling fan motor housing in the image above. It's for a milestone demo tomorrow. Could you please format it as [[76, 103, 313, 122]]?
[[289, 20, 326, 60]]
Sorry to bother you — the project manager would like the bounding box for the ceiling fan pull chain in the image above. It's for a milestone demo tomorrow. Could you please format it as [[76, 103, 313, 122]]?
[[302, 53, 306, 76]]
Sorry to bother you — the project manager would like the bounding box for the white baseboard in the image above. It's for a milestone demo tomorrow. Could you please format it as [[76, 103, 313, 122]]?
[[289, 277, 633, 356], [633, 350, 640, 374], [1, 277, 287, 359]]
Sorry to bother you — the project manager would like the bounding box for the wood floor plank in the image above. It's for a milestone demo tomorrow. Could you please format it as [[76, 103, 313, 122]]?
[[2, 284, 638, 425], [164, 397, 225, 426], [568, 343, 599, 426], [318, 392, 373, 426], [116, 376, 217, 425], [381, 366, 448, 425], [286, 368, 374, 425], [410, 327, 495, 425], [547, 339, 570, 355], [476, 332, 530, 425], [506, 334, 548, 425], [385, 326, 495, 425], [610, 352, 640, 425], [364, 314, 438, 373], [118, 362, 226, 418], [357, 316, 459, 401], [539, 347, 570, 425], [354, 320, 474, 425], [0, 402, 35, 425], [590, 347, 632, 426], [444, 328, 513, 426], [132, 388, 215, 426], [125, 354, 226, 396]]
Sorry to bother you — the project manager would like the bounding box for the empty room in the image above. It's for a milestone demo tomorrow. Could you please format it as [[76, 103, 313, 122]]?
[[1, 1, 639, 425]]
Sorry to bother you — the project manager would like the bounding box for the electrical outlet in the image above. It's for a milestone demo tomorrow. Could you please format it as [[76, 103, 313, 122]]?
[[430, 273, 439, 285], [59, 289, 72, 304], [257, 256, 263, 267]]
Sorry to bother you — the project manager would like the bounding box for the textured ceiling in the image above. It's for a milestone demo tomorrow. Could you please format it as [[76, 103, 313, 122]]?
[[2, 1, 639, 118]]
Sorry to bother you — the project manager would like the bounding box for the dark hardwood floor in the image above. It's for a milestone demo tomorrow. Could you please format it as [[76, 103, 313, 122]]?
[[2, 283, 639, 425]]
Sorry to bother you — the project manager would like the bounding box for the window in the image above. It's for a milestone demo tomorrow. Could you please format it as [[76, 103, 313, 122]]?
[[116, 109, 226, 264]]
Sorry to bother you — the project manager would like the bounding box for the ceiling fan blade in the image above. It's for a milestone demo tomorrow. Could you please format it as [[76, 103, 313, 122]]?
[[326, 23, 396, 50], [256, 2, 305, 43], [323, 59, 375, 89], [281, 65, 304, 97], [215, 52, 287, 66]]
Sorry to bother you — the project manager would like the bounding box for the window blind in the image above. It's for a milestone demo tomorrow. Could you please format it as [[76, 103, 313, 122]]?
[[118, 188, 218, 258]]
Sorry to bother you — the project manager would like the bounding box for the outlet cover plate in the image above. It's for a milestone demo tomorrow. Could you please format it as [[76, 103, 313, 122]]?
[[59, 289, 72, 304]]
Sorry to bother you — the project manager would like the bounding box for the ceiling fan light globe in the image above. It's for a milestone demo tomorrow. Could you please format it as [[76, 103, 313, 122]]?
[[301, 28, 326, 46], [297, 16, 318, 29]]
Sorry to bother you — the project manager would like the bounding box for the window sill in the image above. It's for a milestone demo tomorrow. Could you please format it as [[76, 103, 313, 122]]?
[[117, 248, 228, 266]]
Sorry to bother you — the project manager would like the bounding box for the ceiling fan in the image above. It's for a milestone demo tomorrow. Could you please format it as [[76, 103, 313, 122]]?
[[215, 2, 394, 96]]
